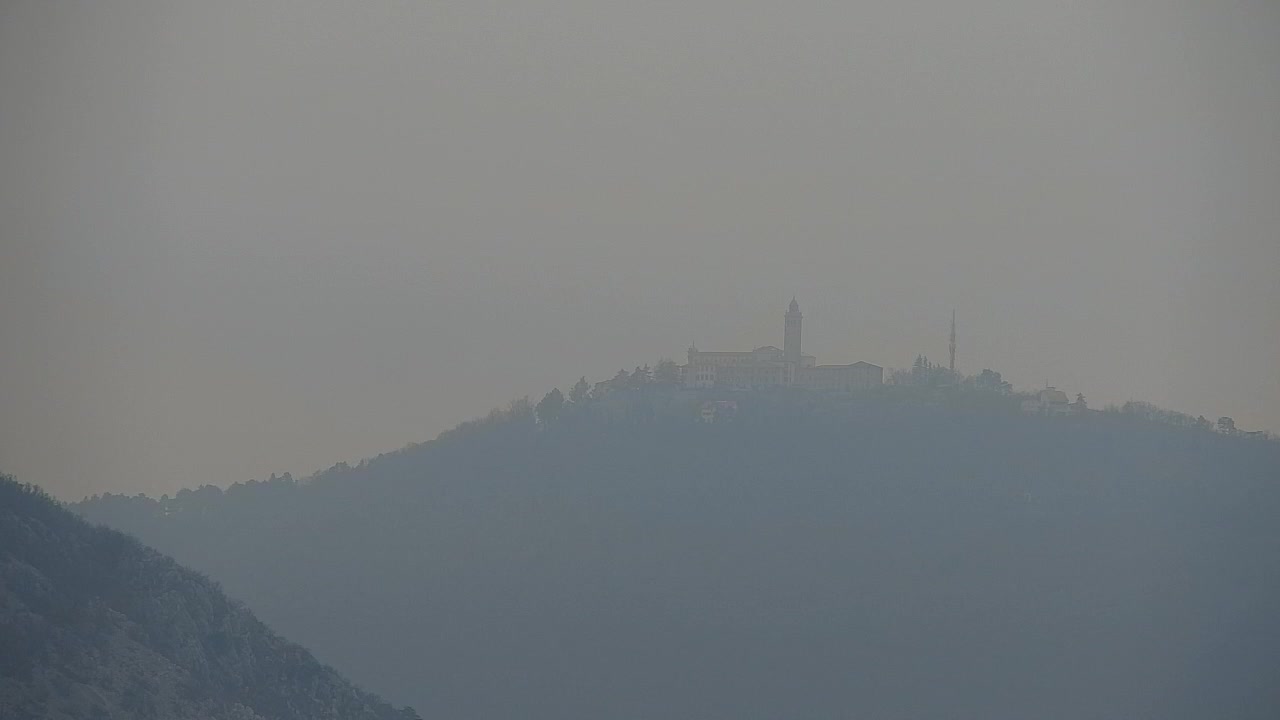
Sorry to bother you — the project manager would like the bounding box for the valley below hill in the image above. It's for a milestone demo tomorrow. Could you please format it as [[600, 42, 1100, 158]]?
[[77, 391, 1280, 719]]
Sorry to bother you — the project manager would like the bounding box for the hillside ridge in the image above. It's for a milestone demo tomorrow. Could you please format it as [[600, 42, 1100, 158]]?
[[74, 391, 1280, 719], [0, 476, 420, 720]]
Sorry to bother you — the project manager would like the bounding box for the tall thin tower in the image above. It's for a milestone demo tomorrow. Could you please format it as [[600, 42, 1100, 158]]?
[[949, 309, 956, 375], [784, 297, 803, 366]]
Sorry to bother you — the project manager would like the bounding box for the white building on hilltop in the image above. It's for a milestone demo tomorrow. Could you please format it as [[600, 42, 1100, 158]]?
[[682, 299, 882, 391], [1021, 387, 1072, 416]]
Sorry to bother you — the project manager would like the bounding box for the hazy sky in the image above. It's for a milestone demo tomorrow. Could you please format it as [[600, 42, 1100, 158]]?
[[2, 1, 1277, 499]]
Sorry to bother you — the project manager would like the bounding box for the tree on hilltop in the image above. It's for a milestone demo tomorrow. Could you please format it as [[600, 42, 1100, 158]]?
[[536, 388, 565, 424], [654, 359, 680, 386], [630, 365, 652, 388], [570, 377, 591, 404], [976, 369, 1013, 394]]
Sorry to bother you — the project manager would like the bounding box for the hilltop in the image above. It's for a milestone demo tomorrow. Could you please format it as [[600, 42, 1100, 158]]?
[[0, 476, 419, 720], [76, 386, 1280, 719]]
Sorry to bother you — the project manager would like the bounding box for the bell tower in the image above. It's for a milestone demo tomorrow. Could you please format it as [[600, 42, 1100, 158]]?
[[784, 297, 803, 366]]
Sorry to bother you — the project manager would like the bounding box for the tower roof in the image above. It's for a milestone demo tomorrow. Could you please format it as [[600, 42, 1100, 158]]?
[[789, 297, 800, 313]]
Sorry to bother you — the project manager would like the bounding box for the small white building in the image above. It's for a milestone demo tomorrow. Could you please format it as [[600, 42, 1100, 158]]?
[[1022, 387, 1072, 416]]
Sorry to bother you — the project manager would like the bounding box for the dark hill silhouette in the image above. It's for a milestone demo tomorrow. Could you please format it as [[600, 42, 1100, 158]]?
[[0, 476, 419, 720], [76, 389, 1280, 719]]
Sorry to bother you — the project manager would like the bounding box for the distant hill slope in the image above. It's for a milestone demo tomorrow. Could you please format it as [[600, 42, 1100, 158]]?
[[76, 390, 1280, 719], [0, 476, 419, 720]]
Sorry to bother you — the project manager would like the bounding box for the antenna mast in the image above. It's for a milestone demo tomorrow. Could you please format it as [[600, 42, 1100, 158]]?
[[949, 309, 956, 376]]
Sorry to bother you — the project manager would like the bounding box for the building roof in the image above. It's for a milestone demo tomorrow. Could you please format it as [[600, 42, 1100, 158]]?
[[812, 361, 883, 370], [1040, 389, 1070, 403]]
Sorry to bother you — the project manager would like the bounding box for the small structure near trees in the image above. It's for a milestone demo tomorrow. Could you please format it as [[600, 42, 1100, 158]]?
[[1022, 387, 1072, 416]]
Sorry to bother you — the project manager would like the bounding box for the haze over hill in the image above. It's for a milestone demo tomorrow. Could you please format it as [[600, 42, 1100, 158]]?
[[4, 1, 1280, 500], [0, 476, 419, 720], [78, 386, 1280, 719], [3, 1, 1278, 716]]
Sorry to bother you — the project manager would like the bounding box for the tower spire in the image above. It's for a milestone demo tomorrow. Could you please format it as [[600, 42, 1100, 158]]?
[[784, 297, 803, 371], [949, 309, 956, 376]]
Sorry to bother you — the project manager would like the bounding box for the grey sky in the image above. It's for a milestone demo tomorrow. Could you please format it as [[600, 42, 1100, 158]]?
[[2, 1, 1277, 499]]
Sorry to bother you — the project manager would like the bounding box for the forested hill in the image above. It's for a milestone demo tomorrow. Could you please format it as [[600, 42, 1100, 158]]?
[[76, 389, 1280, 719], [0, 476, 420, 720]]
